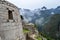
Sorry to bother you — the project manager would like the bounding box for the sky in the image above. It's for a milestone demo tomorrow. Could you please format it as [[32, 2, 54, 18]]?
[[6, 0, 60, 9]]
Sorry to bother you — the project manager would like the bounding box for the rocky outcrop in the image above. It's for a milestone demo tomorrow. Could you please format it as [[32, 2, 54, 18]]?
[[22, 21, 38, 40]]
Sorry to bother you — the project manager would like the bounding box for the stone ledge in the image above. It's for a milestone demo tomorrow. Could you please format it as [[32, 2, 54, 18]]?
[[0, 1, 18, 9]]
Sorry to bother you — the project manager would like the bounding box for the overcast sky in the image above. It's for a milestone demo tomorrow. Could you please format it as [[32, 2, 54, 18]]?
[[7, 0, 60, 9]]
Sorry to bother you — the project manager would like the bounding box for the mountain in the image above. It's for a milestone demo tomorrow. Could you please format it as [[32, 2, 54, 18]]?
[[19, 6, 60, 39], [43, 14, 60, 39], [19, 6, 60, 31], [20, 9, 34, 22]]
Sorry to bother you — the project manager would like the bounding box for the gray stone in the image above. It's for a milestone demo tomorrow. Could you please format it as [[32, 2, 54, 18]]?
[[0, 0, 25, 40]]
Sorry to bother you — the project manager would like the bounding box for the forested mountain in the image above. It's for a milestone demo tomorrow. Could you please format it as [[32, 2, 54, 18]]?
[[19, 6, 60, 32], [19, 6, 60, 39], [43, 14, 60, 39]]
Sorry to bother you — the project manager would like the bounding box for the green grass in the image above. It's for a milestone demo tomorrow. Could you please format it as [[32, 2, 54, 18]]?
[[23, 28, 30, 33], [35, 36, 42, 40], [39, 32, 54, 40]]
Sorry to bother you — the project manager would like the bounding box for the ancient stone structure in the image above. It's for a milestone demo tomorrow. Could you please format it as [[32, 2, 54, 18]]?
[[0, 0, 25, 40], [22, 20, 38, 40]]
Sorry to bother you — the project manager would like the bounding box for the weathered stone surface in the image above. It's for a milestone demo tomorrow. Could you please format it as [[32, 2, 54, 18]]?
[[0, 0, 25, 40]]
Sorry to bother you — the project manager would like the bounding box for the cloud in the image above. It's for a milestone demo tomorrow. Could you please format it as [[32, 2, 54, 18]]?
[[7, 0, 60, 9]]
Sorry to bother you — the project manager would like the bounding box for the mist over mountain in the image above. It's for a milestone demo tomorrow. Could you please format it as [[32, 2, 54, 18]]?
[[20, 6, 60, 24], [19, 6, 60, 32]]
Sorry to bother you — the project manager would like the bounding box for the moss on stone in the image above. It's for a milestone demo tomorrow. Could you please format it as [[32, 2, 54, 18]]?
[[36, 36, 42, 40], [23, 28, 30, 33]]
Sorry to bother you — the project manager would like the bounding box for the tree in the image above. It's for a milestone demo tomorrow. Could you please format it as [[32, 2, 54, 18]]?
[[43, 14, 60, 39], [20, 15, 24, 20]]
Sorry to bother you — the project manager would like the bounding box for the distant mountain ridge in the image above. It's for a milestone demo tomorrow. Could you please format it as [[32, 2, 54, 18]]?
[[19, 6, 60, 39], [19, 6, 60, 25]]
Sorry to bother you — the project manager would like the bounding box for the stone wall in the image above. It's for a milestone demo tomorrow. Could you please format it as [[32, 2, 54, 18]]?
[[0, 1, 25, 40], [0, 0, 17, 8], [23, 23, 38, 35]]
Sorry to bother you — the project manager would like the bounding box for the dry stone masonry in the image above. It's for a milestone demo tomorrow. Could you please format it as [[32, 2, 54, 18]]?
[[0, 0, 25, 40]]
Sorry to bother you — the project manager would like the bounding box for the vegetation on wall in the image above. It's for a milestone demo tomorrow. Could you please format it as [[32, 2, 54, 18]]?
[[23, 28, 30, 34]]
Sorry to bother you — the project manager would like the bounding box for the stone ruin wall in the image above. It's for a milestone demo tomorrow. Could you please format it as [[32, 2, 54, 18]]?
[[0, 1, 25, 40], [0, 0, 17, 8]]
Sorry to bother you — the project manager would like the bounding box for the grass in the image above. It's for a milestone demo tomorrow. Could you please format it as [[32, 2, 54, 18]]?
[[35, 36, 42, 40], [39, 32, 54, 40], [23, 28, 30, 33]]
